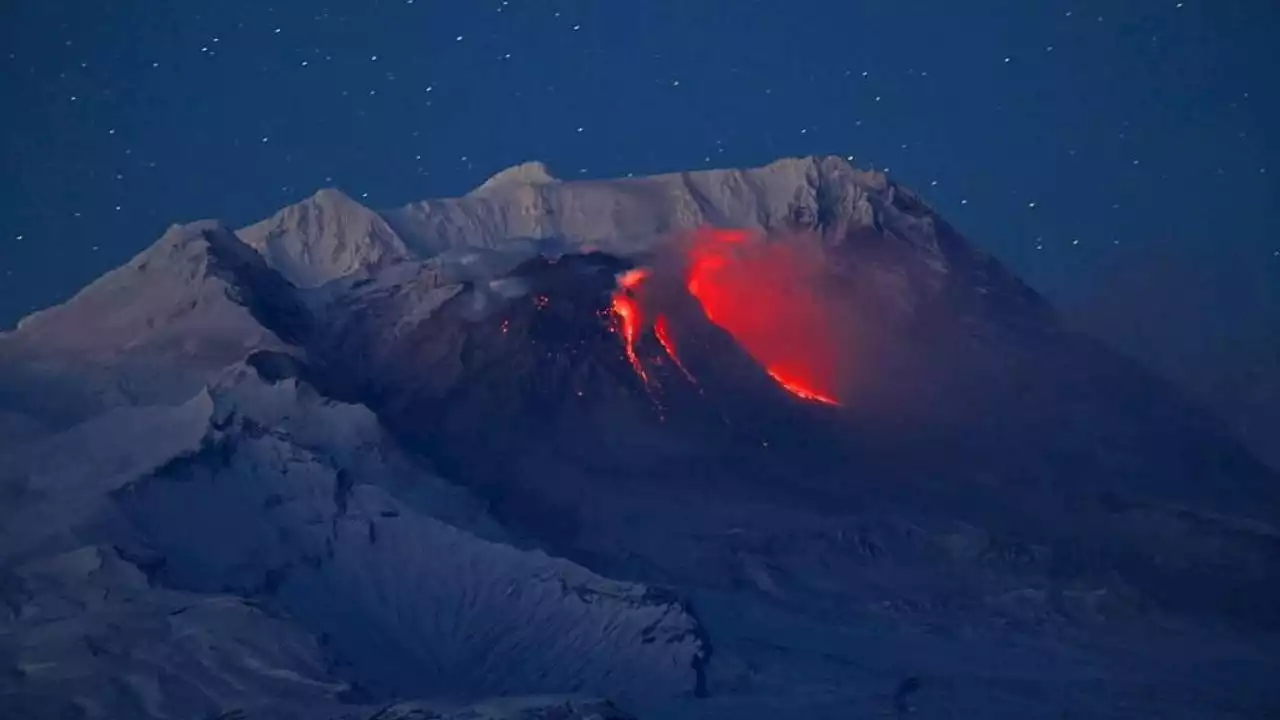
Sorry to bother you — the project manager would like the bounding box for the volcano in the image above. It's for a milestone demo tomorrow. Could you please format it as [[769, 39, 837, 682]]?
[[2, 156, 1279, 720]]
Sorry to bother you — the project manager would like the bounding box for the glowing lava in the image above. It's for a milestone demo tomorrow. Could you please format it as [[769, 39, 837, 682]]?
[[654, 315, 696, 384], [766, 369, 840, 406], [608, 228, 842, 408], [611, 270, 649, 383], [609, 267, 696, 389], [684, 227, 844, 406]]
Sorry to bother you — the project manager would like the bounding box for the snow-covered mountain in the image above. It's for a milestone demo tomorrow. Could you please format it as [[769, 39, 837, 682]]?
[[2, 156, 1278, 719]]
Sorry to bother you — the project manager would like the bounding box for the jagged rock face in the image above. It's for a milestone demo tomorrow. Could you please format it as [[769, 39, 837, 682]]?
[[2, 156, 1279, 719]]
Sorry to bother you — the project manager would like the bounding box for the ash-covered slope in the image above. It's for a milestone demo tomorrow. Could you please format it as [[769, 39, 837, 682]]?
[[2, 155, 1279, 719]]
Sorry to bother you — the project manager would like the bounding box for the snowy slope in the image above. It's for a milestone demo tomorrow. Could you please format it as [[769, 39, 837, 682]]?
[[0, 360, 707, 719], [0, 221, 303, 437], [238, 188, 413, 288]]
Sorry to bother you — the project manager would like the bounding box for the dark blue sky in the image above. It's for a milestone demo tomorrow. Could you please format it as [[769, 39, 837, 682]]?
[[2, 0, 1277, 355]]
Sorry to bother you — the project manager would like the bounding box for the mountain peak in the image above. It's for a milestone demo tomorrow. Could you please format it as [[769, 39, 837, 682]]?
[[470, 161, 559, 195], [307, 186, 364, 210], [237, 187, 411, 288]]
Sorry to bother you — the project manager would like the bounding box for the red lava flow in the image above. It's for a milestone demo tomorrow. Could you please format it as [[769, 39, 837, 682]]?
[[653, 315, 696, 384], [610, 269, 650, 384], [608, 227, 844, 407], [684, 227, 843, 406]]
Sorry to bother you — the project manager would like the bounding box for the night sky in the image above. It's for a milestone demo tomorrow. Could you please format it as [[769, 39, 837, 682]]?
[[2, 1, 1278, 381]]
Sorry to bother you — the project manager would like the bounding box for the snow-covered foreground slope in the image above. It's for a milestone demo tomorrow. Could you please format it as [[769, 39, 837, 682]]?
[[1, 545, 349, 720], [1, 361, 707, 719]]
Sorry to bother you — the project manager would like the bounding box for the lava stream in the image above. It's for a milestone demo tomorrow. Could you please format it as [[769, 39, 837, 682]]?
[[654, 315, 696, 384], [610, 267, 697, 389], [610, 289, 648, 383], [610, 234, 843, 409], [765, 368, 840, 406]]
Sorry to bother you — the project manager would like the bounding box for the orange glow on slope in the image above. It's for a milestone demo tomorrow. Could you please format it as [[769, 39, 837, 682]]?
[[766, 369, 840, 406], [609, 267, 697, 389], [654, 315, 696, 384], [611, 287, 648, 383], [684, 227, 843, 406]]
